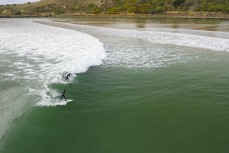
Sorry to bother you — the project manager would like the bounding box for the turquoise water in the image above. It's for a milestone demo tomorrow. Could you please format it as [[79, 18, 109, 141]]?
[[0, 18, 229, 153]]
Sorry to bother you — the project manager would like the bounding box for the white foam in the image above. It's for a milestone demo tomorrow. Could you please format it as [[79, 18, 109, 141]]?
[[59, 22, 229, 52], [1, 19, 229, 106], [36, 98, 72, 106], [0, 19, 106, 106], [44, 21, 228, 69], [143, 28, 229, 39], [142, 31, 229, 52]]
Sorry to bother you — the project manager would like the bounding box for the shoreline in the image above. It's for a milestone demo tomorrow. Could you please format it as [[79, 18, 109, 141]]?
[[1, 12, 229, 20]]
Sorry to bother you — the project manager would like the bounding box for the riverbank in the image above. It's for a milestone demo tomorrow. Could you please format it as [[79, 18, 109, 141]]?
[[60, 11, 229, 19], [1, 12, 229, 19]]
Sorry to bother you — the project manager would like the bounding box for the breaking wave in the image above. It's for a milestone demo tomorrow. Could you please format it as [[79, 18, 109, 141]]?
[[0, 19, 106, 106]]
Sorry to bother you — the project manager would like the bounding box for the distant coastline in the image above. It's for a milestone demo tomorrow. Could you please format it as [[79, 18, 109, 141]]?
[[1, 0, 229, 20], [1, 12, 229, 19]]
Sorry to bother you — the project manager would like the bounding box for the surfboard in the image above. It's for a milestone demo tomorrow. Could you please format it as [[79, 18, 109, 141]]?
[[66, 99, 73, 102]]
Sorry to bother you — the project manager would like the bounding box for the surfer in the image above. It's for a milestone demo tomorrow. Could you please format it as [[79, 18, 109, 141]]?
[[60, 89, 67, 101], [65, 73, 71, 82]]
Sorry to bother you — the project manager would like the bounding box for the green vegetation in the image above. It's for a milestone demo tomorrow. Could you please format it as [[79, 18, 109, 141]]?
[[106, 0, 229, 14], [0, 0, 228, 16]]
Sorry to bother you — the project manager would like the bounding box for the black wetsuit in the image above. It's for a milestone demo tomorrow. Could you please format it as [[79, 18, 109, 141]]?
[[65, 73, 71, 82], [60, 89, 67, 101]]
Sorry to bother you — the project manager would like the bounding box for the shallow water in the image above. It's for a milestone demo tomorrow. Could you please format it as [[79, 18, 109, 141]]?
[[0, 18, 229, 153]]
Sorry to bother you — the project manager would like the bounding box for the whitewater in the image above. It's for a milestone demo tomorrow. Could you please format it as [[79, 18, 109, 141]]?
[[38, 20, 229, 70], [0, 19, 106, 106], [0, 19, 106, 142], [0, 18, 229, 145], [41, 20, 229, 52], [1, 18, 229, 153]]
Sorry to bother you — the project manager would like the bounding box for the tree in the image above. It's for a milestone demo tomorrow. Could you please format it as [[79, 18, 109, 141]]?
[[173, 0, 186, 8]]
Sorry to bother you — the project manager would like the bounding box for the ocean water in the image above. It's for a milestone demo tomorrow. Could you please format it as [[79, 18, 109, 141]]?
[[0, 18, 229, 153]]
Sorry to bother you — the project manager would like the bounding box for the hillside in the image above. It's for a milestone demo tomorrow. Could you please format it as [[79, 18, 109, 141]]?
[[0, 0, 228, 17]]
